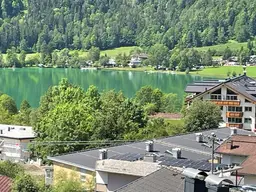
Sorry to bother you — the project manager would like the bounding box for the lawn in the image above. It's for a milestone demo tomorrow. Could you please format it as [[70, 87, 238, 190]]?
[[101, 46, 138, 57], [103, 66, 154, 72], [194, 40, 249, 53], [190, 66, 256, 77], [69, 46, 139, 58]]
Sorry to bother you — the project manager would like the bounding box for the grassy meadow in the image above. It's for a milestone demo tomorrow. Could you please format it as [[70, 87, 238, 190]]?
[[194, 40, 249, 53], [190, 66, 256, 77]]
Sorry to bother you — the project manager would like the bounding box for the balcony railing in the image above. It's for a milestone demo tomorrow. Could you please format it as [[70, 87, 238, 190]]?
[[226, 123, 243, 129], [211, 100, 241, 106], [207, 94, 240, 106], [226, 112, 243, 118]]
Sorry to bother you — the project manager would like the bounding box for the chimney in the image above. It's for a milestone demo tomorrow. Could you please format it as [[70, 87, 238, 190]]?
[[143, 153, 156, 163], [243, 66, 247, 76], [230, 128, 237, 136], [226, 140, 233, 150], [172, 148, 181, 159], [195, 133, 203, 143], [182, 168, 208, 192], [145, 140, 154, 152], [99, 149, 108, 160]]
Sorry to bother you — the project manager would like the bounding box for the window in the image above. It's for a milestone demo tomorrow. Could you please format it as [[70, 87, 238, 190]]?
[[226, 95, 238, 100], [245, 99, 251, 103], [80, 174, 86, 182], [244, 118, 252, 124], [228, 118, 242, 123], [80, 169, 86, 182], [228, 106, 242, 112], [220, 106, 223, 110], [245, 107, 252, 112], [210, 94, 221, 100], [0, 130, 2, 134]]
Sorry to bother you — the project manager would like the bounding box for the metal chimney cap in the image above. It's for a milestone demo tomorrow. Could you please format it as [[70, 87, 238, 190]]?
[[145, 140, 154, 144], [205, 174, 233, 186], [172, 148, 181, 151], [99, 149, 108, 152], [182, 168, 208, 180]]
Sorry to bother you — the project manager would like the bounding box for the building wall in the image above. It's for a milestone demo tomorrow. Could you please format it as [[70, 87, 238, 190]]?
[[221, 154, 247, 165], [1, 138, 32, 162], [53, 163, 95, 190], [96, 171, 140, 192], [244, 175, 256, 185], [201, 85, 256, 131]]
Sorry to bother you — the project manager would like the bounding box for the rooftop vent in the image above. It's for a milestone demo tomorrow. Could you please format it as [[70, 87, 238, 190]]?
[[172, 148, 182, 159], [195, 133, 203, 143], [230, 128, 237, 136], [145, 140, 154, 152], [143, 153, 156, 162], [99, 149, 108, 160]]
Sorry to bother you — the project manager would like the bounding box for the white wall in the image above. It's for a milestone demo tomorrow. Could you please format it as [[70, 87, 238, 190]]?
[[96, 171, 140, 192], [0, 124, 35, 138], [244, 175, 256, 185], [201, 85, 256, 131], [221, 154, 247, 165]]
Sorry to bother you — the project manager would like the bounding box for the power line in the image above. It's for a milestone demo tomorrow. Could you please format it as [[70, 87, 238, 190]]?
[[30, 140, 139, 146]]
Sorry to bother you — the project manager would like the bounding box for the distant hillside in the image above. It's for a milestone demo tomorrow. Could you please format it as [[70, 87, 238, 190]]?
[[0, 0, 255, 52]]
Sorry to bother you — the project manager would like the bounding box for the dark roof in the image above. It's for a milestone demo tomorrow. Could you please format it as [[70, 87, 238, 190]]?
[[185, 74, 256, 102], [185, 80, 220, 93], [115, 168, 184, 192], [48, 128, 251, 171], [0, 176, 12, 192]]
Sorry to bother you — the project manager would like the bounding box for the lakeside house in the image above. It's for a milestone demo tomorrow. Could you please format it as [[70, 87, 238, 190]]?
[[0, 124, 36, 162], [128, 57, 141, 68], [105, 59, 117, 68], [185, 72, 256, 131], [128, 53, 148, 68], [47, 128, 252, 191]]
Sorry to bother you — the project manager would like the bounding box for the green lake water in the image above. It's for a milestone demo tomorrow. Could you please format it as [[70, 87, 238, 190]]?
[[0, 68, 209, 108]]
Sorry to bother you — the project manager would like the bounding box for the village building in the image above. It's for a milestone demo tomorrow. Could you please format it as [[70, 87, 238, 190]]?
[[47, 128, 251, 191], [114, 167, 184, 192], [185, 72, 256, 131], [0, 124, 36, 162], [215, 134, 256, 185], [128, 57, 142, 68]]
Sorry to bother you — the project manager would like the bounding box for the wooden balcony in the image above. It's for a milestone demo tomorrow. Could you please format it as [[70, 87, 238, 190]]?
[[226, 112, 243, 118], [211, 100, 240, 106], [226, 123, 243, 129]]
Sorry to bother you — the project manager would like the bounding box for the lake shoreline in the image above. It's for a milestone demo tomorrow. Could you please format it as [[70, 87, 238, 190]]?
[[4, 65, 252, 78]]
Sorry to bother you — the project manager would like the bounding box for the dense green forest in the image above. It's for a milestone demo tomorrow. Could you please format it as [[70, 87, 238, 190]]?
[[0, 0, 255, 53]]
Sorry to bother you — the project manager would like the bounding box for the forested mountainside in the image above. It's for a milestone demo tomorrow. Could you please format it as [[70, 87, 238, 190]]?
[[0, 0, 255, 52]]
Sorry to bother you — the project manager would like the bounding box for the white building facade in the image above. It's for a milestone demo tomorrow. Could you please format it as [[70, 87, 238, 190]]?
[[0, 124, 36, 162], [186, 74, 256, 131]]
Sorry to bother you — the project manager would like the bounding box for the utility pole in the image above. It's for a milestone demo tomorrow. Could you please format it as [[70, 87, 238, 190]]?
[[209, 132, 216, 174]]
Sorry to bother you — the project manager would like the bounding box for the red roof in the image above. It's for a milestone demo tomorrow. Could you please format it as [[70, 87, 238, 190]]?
[[215, 135, 256, 175], [0, 176, 12, 192]]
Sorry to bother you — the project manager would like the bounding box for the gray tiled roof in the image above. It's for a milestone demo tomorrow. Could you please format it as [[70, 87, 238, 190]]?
[[115, 168, 184, 192], [48, 128, 252, 171], [185, 74, 256, 102]]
